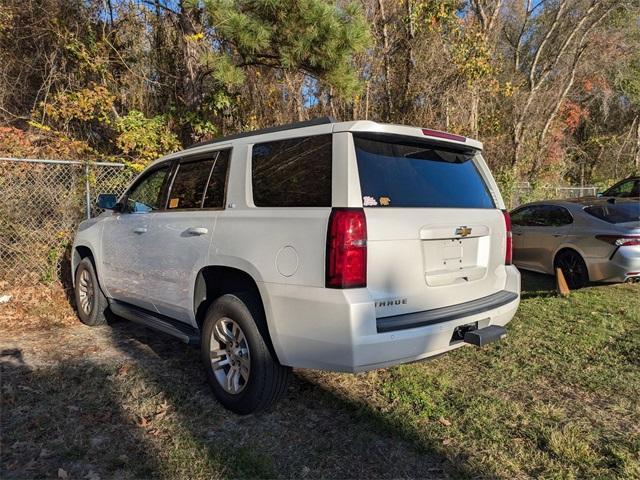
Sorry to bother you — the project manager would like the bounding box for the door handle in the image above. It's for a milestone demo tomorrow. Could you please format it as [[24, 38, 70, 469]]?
[[133, 227, 147, 234], [552, 234, 564, 238], [186, 227, 208, 236]]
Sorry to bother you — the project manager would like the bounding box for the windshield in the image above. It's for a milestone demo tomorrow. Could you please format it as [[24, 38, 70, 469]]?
[[584, 203, 640, 224], [353, 135, 494, 209]]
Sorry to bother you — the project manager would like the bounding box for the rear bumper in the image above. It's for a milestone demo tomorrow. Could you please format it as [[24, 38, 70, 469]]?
[[586, 246, 640, 282], [376, 290, 518, 333], [348, 292, 519, 372], [261, 265, 520, 373]]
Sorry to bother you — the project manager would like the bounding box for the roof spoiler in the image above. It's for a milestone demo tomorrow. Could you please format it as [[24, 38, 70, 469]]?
[[185, 117, 337, 150]]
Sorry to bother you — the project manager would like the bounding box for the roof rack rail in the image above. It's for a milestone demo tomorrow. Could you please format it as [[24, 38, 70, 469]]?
[[185, 116, 337, 150]]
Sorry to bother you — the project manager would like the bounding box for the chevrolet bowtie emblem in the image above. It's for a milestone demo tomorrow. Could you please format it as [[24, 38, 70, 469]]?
[[455, 226, 472, 237]]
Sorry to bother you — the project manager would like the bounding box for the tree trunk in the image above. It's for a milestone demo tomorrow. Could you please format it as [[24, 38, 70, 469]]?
[[400, 0, 415, 122], [376, 0, 393, 122], [511, 121, 523, 167], [470, 86, 479, 138], [178, 1, 204, 146]]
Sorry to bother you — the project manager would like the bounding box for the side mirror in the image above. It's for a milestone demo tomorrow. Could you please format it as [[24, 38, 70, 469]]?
[[97, 193, 118, 210], [596, 192, 604, 197]]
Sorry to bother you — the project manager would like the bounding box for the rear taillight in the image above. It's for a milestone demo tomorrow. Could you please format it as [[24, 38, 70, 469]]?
[[326, 208, 367, 288], [421, 128, 466, 143], [502, 210, 513, 265], [595, 235, 640, 246]]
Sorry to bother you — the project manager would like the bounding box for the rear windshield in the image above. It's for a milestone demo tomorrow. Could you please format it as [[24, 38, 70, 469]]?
[[584, 203, 640, 224], [354, 135, 494, 208]]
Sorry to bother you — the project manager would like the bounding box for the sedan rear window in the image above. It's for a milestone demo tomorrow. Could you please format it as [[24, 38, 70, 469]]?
[[584, 203, 640, 224], [354, 135, 494, 208]]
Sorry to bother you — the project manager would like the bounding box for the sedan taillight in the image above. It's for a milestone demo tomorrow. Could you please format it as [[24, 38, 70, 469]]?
[[595, 235, 640, 246]]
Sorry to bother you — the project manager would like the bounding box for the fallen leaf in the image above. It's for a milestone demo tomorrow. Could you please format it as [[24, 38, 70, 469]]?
[[136, 416, 149, 428], [438, 417, 452, 427], [58, 468, 68, 479], [155, 400, 169, 420], [442, 438, 453, 446]]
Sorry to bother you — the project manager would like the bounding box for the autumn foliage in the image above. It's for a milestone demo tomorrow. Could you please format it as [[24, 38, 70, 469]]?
[[0, 0, 638, 190]]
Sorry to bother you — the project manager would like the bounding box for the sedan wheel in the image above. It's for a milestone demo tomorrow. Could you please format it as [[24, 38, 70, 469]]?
[[555, 250, 589, 289]]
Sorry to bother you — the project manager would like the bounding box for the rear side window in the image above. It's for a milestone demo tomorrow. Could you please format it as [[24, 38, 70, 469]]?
[[168, 150, 230, 210], [584, 203, 640, 224], [252, 135, 332, 207], [354, 135, 494, 208]]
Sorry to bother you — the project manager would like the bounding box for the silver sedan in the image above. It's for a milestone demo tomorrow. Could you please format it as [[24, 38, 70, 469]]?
[[510, 198, 640, 288]]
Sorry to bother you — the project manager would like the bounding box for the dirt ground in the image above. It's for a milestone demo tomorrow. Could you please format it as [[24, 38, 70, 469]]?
[[0, 283, 454, 479]]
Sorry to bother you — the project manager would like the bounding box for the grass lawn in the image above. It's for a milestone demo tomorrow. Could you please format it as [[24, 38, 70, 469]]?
[[315, 273, 639, 479], [1, 272, 639, 479]]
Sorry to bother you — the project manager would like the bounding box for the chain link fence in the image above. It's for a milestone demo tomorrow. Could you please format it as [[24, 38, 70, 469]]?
[[1, 157, 602, 285], [0, 158, 134, 285], [510, 183, 598, 208]]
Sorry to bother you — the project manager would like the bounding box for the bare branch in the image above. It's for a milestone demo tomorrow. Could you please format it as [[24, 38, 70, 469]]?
[[487, 0, 503, 32], [514, 0, 533, 71], [529, 0, 567, 90]]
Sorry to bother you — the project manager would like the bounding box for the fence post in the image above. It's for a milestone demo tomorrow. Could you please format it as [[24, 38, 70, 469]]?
[[84, 163, 91, 220]]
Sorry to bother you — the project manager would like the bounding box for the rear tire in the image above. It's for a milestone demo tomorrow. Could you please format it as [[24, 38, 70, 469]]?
[[201, 293, 291, 414], [554, 250, 589, 289], [74, 257, 108, 326]]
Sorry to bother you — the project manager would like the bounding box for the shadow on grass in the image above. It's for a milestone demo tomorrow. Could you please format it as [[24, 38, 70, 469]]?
[[519, 270, 557, 299], [0, 348, 165, 479], [7, 267, 569, 478], [105, 321, 470, 478], [59, 242, 77, 310], [1, 314, 477, 479]]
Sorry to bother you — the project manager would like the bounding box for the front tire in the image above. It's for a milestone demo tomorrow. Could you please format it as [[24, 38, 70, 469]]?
[[74, 257, 108, 326], [555, 250, 589, 289], [201, 293, 291, 414]]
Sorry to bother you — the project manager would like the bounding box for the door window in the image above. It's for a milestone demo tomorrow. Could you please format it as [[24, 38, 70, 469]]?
[[166, 150, 230, 210], [605, 179, 639, 197], [511, 206, 536, 226], [202, 150, 229, 209], [168, 160, 215, 210], [511, 205, 572, 227], [126, 166, 170, 213], [539, 205, 573, 226]]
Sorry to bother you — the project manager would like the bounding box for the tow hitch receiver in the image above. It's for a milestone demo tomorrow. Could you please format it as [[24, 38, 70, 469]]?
[[463, 325, 507, 347]]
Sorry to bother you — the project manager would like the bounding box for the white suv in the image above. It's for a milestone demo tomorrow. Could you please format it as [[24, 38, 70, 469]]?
[[72, 118, 520, 413]]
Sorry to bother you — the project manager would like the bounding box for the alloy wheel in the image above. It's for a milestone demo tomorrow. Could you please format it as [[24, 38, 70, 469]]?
[[557, 253, 586, 288], [210, 317, 251, 394], [78, 269, 94, 315]]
